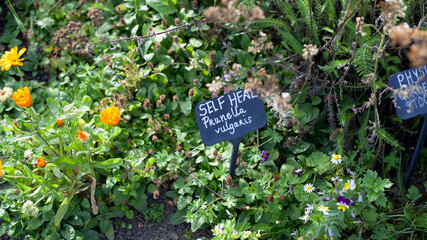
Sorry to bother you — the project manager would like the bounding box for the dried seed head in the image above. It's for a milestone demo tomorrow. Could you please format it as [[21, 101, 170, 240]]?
[[280, 195, 286, 202], [164, 113, 170, 120], [226, 175, 233, 188], [267, 194, 274, 203], [174, 18, 180, 25], [154, 178, 162, 188], [164, 126, 170, 133], [155, 42, 161, 50], [144, 98, 151, 109], [173, 174, 179, 180], [167, 200, 174, 206], [242, 162, 248, 168], [152, 135, 158, 142], [156, 99, 163, 107], [299, 125, 304, 132], [330, 128, 341, 141], [188, 166, 194, 172], [273, 174, 280, 181], [149, 148, 154, 155], [236, 157, 241, 166], [160, 94, 166, 101], [153, 190, 160, 199], [173, 95, 179, 102], [186, 150, 193, 157], [193, 78, 199, 85], [183, 178, 187, 184], [242, 204, 249, 211], [188, 89, 194, 97], [173, 35, 179, 44], [193, 0, 198, 9], [213, 149, 218, 156], [238, 149, 242, 157], [209, 51, 215, 62], [176, 145, 182, 152], [216, 154, 222, 161], [120, 17, 125, 25], [161, 19, 167, 27]]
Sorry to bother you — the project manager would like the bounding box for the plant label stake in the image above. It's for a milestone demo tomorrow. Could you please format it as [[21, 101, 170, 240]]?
[[388, 65, 427, 187], [195, 89, 267, 177]]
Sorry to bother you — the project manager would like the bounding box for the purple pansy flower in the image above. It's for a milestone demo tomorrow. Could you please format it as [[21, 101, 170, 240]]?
[[350, 198, 356, 206]]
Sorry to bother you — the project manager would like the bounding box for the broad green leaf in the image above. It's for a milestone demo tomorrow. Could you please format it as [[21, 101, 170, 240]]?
[[90, 158, 123, 169], [146, 0, 177, 14], [60, 224, 75, 240], [55, 191, 75, 226]]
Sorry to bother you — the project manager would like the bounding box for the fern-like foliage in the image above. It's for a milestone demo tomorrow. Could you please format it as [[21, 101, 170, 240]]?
[[278, 29, 303, 54], [275, 0, 297, 26], [341, 82, 371, 91], [376, 128, 403, 149], [353, 46, 374, 78], [251, 18, 290, 31], [295, 0, 319, 43], [318, 60, 347, 77]]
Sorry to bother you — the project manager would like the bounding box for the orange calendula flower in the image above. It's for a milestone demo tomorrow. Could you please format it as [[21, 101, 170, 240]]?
[[0, 159, 5, 178], [76, 130, 90, 143], [12, 87, 32, 107], [0, 46, 26, 71], [57, 119, 64, 126], [100, 106, 121, 126], [37, 158, 46, 168]]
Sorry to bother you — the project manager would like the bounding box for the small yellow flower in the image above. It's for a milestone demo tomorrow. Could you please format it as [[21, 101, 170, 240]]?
[[256, 230, 261, 238], [318, 205, 329, 215], [243, 231, 251, 238], [0, 46, 26, 71], [337, 203, 347, 212]]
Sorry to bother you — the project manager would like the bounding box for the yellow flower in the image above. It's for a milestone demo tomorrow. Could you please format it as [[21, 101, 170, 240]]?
[[100, 106, 121, 126], [337, 203, 347, 212], [0, 46, 26, 71], [12, 87, 32, 107]]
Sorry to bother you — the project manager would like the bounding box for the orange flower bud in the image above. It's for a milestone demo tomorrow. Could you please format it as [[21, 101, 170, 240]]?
[[37, 158, 46, 168], [12, 87, 32, 107], [57, 119, 64, 126], [14, 189, 19, 194], [100, 106, 121, 126]]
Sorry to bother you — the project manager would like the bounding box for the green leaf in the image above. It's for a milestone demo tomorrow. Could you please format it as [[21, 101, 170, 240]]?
[[146, 0, 177, 14], [407, 186, 422, 201], [170, 210, 186, 225], [179, 98, 192, 116], [90, 158, 123, 169], [27, 218, 44, 230], [60, 224, 75, 240], [55, 191, 75, 226], [191, 216, 205, 232], [47, 98, 64, 118], [36, 17, 55, 28], [46, 232, 61, 240], [80, 95, 92, 111], [288, 141, 310, 154], [306, 151, 330, 174], [81, 229, 100, 240]]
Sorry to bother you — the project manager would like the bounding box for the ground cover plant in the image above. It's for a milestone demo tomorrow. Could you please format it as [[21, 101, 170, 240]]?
[[0, 0, 426, 239]]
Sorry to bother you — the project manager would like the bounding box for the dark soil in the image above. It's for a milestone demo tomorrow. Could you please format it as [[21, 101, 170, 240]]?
[[101, 187, 212, 240]]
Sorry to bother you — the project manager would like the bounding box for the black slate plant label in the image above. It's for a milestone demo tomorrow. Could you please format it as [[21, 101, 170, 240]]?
[[195, 89, 267, 177], [388, 64, 427, 187], [195, 89, 267, 145], [388, 65, 427, 119]]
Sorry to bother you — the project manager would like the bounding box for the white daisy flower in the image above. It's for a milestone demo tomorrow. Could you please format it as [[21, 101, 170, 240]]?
[[303, 183, 315, 193], [243, 231, 251, 238], [331, 154, 342, 164]]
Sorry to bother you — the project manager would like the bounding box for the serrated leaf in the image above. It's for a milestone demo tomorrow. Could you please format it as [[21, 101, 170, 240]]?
[[407, 186, 422, 201]]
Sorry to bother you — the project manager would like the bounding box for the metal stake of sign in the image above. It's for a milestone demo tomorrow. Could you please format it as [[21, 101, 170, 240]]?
[[404, 114, 427, 187], [229, 138, 243, 178]]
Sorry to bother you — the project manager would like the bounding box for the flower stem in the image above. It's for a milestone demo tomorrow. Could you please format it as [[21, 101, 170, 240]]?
[[17, 67, 24, 87]]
